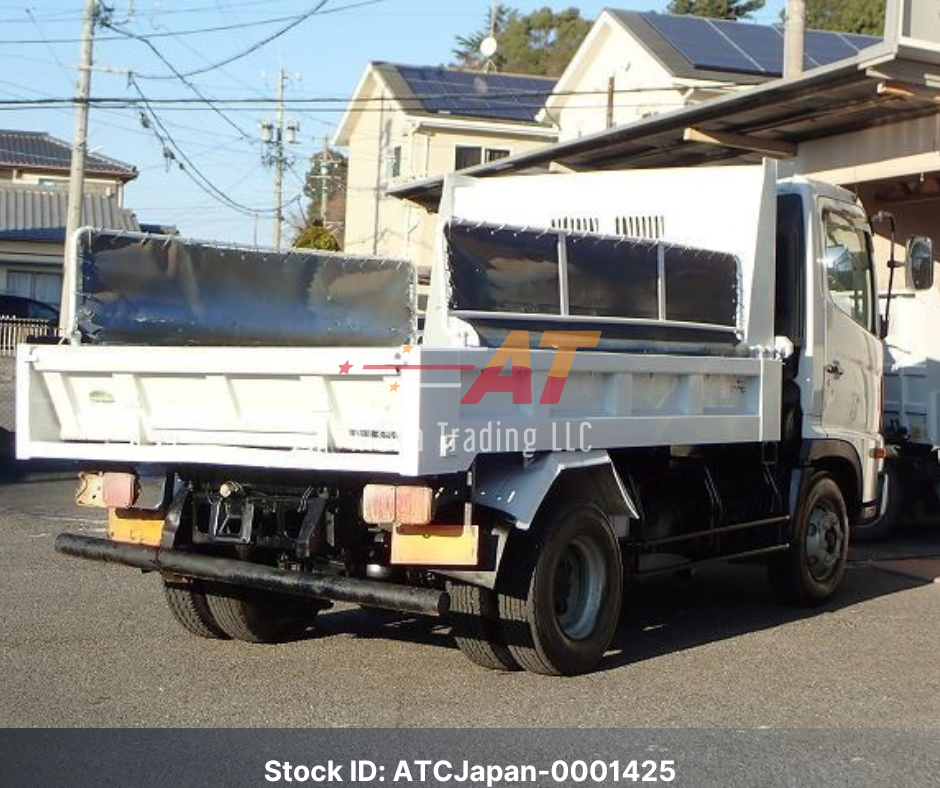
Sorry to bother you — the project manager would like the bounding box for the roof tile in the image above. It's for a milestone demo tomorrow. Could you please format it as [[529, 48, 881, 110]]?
[[0, 130, 137, 179]]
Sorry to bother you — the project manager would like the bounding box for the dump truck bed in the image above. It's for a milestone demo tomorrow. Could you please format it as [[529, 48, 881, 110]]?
[[17, 343, 780, 476]]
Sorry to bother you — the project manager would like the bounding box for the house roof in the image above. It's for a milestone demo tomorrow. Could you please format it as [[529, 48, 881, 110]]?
[[390, 39, 940, 210], [0, 130, 138, 181], [334, 63, 556, 146], [0, 183, 140, 242], [609, 11, 879, 82], [380, 63, 556, 122]]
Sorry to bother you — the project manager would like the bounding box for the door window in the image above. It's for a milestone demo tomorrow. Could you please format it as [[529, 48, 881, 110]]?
[[822, 209, 875, 332]]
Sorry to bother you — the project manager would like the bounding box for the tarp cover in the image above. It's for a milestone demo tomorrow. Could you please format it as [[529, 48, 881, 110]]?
[[78, 231, 415, 347], [444, 222, 740, 343]]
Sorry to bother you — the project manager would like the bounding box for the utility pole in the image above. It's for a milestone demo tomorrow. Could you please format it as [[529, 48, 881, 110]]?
[[783, 0, 806, 79], [260, 64, 299, 250], [319, 137, 330, 223], [60, 0, 99, 337]]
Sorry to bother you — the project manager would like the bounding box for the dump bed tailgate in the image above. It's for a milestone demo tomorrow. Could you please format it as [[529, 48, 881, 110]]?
[[17, 344, 419, 473]]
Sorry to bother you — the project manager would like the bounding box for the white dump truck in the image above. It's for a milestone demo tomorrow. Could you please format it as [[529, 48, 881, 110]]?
[[864, 248, 940, 539], [17, 163, 905, 675]]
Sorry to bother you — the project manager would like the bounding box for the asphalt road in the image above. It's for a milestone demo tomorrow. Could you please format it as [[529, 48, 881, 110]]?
[[2, 471, 940, 728]]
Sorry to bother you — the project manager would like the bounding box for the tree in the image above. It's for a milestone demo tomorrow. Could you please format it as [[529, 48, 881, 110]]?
[[452, 6, 591, 78], [803, 0, 885, 36], [666, 0, 765, 20], [453, 2, 514, 70], [291, 147, 346, 250], [293, 218, 340, 252]]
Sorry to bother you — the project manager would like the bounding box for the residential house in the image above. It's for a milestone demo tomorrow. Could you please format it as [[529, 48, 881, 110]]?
[[0, 130, 138, 306], [544, 10, 878, 141], [333, 63, 557, 275]]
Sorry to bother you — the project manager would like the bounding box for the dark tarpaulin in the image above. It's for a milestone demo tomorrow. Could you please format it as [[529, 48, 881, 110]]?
[[663, 246, 738, 327], [444, 224, 561, 314], [444, 221, 740, 348], [77, 231, 415, 347], [566, 235, 659, 320]]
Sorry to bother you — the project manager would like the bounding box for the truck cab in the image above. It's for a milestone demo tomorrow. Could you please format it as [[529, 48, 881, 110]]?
[[776, 179, 884, 523]]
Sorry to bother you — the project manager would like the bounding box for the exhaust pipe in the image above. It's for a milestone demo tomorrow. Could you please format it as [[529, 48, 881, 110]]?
[[55, 533, 449, 617]]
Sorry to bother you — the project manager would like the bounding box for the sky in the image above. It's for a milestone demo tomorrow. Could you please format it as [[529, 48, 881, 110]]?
[[0, 0, 787, 245]]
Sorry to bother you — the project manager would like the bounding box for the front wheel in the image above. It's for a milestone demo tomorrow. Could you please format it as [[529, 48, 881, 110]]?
[[498, 501, 622, 676], [769, 473, 849, 605]]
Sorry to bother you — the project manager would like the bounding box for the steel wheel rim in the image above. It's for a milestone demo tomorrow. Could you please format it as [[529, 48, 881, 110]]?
[[552, 534, 606, 641], [805, 502, 844, 582]]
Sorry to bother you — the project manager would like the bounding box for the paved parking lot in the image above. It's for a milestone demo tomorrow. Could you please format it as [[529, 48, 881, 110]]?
[[1, 470, 939, 728]]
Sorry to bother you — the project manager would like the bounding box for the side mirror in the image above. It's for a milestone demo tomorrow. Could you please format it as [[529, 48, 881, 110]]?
[[907, 236, 934, 290]]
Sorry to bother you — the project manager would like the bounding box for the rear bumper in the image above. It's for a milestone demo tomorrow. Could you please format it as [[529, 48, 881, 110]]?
[[55, 533, 449, 617]]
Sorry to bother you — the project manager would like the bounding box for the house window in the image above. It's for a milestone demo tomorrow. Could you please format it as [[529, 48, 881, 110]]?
[[388, 145, 402, 179], [6, 271, 62, 306], [454, 146, 512, 171], [455, 146, 482, 170]]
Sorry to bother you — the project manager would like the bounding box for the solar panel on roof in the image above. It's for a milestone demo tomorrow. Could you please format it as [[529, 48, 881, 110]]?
[[394, 65, 554, 122], [642, 14, 765, 75], [804, 29, 864, 67], [641, 12, 879, 78], [715, 19, 784, 74]]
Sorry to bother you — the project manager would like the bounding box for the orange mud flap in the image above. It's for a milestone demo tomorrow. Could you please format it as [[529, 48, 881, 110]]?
[[390, 523, 480, 567]]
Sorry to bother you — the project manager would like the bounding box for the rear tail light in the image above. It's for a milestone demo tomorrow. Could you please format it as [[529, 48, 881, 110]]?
[[102, 473, 138, 508], [363, 484, 433, 525]]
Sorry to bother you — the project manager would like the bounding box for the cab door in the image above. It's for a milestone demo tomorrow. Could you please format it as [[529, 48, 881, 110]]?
[[818, 201, 883, 503]]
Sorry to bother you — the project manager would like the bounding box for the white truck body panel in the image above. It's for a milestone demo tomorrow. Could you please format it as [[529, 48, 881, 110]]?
[[883, 287, 940, 449], [17, 343, 781, 476]]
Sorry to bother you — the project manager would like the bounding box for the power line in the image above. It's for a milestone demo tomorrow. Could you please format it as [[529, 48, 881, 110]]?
[[0, 84, 689, 107], [135, 0, 331, 80], [3, 13, 309, 44], [129, 75, 284, 218], [103, 27, 256, 144]]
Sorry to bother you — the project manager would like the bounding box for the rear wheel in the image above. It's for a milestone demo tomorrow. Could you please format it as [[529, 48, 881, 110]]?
[[447, 581, 519, 671], [162, 577, 229, 640], [204, 585, 322, 644], [498, 501, 622, 676], [769, 473, 849, 605]]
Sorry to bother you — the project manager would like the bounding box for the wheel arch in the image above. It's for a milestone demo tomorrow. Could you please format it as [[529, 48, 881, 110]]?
[[797, 439, 863, 523], [473, 450, 638, 537]]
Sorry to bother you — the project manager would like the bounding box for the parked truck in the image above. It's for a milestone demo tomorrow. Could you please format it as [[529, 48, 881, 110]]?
[[17, 162, 912, 675], [861, 250, 940, 539]]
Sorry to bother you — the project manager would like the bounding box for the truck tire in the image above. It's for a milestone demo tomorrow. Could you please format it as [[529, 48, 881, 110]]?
[[204, 585, 320, 644], [769, 473, 848, 605], [447, 581, 519, 671], [162, 578, 229, 640], [498, 501, 622, 676], [853, 462, 902, 543]]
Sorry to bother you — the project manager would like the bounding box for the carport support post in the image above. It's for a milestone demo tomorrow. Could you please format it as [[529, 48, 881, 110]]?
[[783, 0, 806, 79], [61, 0, 99, 339]]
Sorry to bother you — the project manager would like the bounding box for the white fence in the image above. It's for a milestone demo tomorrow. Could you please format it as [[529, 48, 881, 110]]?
[[0, 316, 57, 358]]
